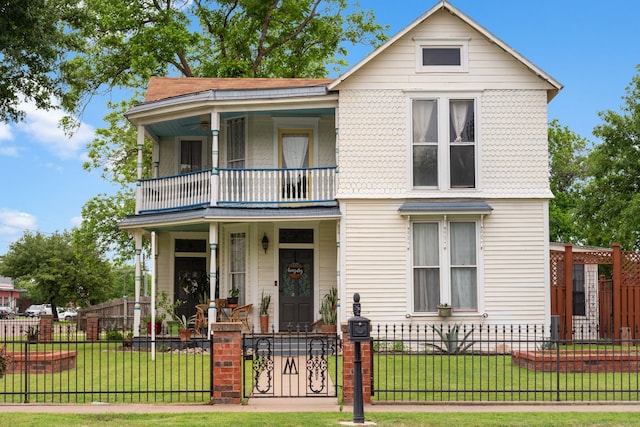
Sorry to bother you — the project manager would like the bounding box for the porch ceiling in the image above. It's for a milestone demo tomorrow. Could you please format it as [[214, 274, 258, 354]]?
[[147, 109, 335, 138], [118, 205, 341, 232]]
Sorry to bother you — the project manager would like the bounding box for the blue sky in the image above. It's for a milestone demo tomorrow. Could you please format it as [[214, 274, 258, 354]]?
[[1, 0, 639, 255]]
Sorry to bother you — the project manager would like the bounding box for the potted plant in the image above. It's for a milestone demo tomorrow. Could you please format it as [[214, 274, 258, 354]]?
[[259, 291, 271, 333], [176, 314, 196, 341], [26, 325, 39, 342], [319, 287, 337, 333], [142, 313, 165, 335], [123, 330, 133, 347], [437, 303, 452, 317], [228, 288, 240, 307]]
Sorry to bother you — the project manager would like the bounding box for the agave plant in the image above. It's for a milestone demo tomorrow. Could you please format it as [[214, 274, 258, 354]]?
[[426, 323, 475, 355]]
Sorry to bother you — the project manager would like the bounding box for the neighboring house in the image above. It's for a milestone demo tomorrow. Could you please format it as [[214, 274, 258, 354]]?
[[0, 276, 23, 311], [119, 1, 562, 333]]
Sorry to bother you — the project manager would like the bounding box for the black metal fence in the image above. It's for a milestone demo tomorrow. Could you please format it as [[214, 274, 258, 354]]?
[[371, 323, 640, 402], [0, 318, 211, 403]]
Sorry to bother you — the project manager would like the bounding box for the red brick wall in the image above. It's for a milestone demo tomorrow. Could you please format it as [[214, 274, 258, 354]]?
[[211, 323, 243, 404]]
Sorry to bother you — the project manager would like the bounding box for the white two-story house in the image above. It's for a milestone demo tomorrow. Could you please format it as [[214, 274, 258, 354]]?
[[119, 1, 562, 333]]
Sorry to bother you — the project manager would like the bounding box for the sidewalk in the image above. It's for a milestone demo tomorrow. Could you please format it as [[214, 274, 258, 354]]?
[[2, 398, 640, 414]]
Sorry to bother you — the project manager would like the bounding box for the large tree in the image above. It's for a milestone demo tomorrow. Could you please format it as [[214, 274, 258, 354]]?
[[576, 65, 640, 250], [0, 231, 114, 312], [71, 0, 388, 260], [548, 119, 589, 244], [0, 0, 78, 123]]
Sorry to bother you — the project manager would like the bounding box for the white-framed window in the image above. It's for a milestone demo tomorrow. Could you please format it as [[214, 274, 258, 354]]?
[[412, 219, 479, 313], [177, 137, 206, 174], [229, 232, 247, 306], [412, 96, 477, 189], [226, 117, 245, 169], [415, 38, 469, 72]]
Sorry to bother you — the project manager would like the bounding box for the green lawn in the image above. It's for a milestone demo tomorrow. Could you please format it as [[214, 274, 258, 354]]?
[[373, 353, 640, 402], [2, 411, 640, 427], [1, 340, 210, 404]]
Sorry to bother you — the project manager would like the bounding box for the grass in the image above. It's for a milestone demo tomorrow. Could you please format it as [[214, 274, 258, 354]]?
[[2, 411, 640, 426], [373, 353, 640, 402], [1, 340, 210, 404]]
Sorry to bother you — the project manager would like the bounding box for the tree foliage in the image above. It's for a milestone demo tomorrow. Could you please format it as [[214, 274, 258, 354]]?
[[548, 119, 589, 243], [576, 65, 640, 250], [72, 0, 388, 261], [0, 231, 114, 310], [0, 0, 77, 122]]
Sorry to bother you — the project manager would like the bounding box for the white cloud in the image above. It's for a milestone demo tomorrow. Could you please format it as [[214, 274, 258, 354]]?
[[0, 208, 38, 249], [0, 122, 19, 157], [15, 101, 95, 160], [70, 216, 83, 227]]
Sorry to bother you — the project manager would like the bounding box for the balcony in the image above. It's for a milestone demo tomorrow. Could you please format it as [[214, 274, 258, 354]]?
[[137, 166, 337, 213]]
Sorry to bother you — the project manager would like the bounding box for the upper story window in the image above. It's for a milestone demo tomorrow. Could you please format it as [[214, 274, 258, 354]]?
[[412, 97, 477, 189], [415, 38, 469, 72], [227, 117, 245, 169]]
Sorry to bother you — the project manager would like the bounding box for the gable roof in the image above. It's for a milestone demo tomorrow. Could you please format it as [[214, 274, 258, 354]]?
[[329, 0, 562, 101], [144, 77, 334, 103]]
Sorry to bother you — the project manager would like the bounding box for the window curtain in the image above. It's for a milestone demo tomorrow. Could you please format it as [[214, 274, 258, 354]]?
[[282, 134, 309, 169], [230, 233, 246, 306], [450, 222, 477, 310], [413, 100, 436, 142], [413, 223, 440, 312], [450, 100, 469, 142]]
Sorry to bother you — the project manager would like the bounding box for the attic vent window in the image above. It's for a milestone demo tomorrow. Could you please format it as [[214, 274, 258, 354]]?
[[416, 38, 469, 72], [423, 48, 460, 66]]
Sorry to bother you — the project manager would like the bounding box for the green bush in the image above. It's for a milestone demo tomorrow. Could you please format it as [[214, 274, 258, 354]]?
[[106, 331, 124, 341]]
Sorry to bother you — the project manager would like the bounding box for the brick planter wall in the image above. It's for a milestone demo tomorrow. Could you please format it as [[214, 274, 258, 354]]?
[[7, 351, 77, 374], [211, 322, 243, 404], [512, 350, 640, 373]]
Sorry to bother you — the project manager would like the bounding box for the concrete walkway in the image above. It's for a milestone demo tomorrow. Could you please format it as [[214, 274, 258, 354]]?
[[2, 399, 640, 414]]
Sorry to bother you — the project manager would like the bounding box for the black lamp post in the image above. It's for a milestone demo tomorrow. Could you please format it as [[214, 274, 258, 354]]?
[[348, 293, 370, 424]]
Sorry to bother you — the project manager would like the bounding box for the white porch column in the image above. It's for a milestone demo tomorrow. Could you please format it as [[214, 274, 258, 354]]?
[[211, 112, 220, 207], [208, 223, 218, 337], [135, 125, 144, 214], [336, 220, 342, 332], [133, 231, 143, 337]]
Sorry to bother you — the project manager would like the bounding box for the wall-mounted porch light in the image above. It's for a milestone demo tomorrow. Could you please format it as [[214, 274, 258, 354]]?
[[261, 233, 269, 254]]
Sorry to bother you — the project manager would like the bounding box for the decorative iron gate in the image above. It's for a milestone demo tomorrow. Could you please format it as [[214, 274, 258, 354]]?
[[242, 332, 339, 398]]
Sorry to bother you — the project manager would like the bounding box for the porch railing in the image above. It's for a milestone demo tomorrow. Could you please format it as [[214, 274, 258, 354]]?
[[139, 170, 211, 213], [138, 166, 337, 213], [218, 166, 336, 205]]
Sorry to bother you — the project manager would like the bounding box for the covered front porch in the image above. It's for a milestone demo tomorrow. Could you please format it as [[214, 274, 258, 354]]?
[[121, 208, 341, 337]]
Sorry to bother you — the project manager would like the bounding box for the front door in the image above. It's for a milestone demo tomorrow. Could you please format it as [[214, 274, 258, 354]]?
[[279, 248, 314, 331], [174, 257, 207, 319]]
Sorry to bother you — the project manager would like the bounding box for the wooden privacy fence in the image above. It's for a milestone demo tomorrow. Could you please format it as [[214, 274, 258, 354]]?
[[551, 243, 640, 341], [78, 296, 151, 330]]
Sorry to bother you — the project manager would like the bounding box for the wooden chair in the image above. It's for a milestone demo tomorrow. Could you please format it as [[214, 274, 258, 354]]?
[[230, 304, 253, 330], [194, 304, 209, 335], [215, 298, 229, 321]]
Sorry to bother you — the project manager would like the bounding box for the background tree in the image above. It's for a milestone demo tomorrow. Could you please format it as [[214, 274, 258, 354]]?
[[0, 0, 78, 123], [576, 65, 640, 250], [71, 0, 388, 260], [548, 119, 589, 243], [0, 231, 114, 313]]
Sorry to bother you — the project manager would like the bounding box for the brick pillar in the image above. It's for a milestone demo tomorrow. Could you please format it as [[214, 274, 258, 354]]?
[[39, 315, 54, 341], [86, 313, 99, 341], [211, 322, 243, 404], [341, 323, 372, 405]]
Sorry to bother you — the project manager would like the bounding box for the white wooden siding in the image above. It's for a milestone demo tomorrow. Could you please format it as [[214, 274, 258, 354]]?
[[341, 200, 548, 326], [338, 10, 553, 92]]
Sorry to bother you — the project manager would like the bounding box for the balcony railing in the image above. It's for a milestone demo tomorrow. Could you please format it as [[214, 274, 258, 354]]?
[[138, 166, 337, 213]]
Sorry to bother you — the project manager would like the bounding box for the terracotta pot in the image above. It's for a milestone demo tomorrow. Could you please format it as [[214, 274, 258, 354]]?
[[320, 324, 337, 333], [179, 328, 193, 341], [260, 315, 269, 333]]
